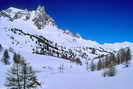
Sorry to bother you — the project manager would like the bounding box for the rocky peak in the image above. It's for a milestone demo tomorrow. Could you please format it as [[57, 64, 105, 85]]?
[[0, 6, 56, 29], [33, 6, 55, 29], [36, 6, 46, 16], [0, 7, 31, 21]]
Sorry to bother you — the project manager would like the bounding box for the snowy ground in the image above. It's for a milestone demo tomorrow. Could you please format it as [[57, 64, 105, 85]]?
[[1, 50, 133, 89]]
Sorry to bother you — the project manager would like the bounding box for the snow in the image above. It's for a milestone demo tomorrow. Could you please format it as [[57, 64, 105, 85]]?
[[1, 50, 133, 89], [0, 6, 102, 50], [0, 7, 133, 89], [45, 67, 133, 89], [25, 53, 133, 89], [103, 41, 133, 51]]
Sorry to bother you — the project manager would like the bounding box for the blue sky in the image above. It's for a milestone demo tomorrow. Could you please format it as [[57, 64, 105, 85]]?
[[0, 0, 133, 43]]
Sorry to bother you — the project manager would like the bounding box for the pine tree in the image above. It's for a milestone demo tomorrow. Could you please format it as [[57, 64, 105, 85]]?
[[5, 57, 41, 89], [90, 62, 96, 71], [97, 59, 102, 70], [5, 63, 22, 89], [13, 53, 24, 64], [0, 44, 2, 52], [103, 66, 117, 77], [91, 48, 96, 54], [1, 49, 10, 65], [75, 58, 82, 65], [126, 47, 132, 61], [22, 63, 41, 89], [124, 47, 132, 67]]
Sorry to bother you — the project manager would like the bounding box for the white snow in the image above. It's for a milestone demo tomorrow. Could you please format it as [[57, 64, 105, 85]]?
[[0, 7, 133, 89], [1, 50, 133, 89]]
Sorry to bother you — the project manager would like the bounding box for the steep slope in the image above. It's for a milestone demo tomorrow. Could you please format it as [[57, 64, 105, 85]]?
[[0, 41, 133, 89], [0, 6, 117, 64], [0, 6, 133, 89]]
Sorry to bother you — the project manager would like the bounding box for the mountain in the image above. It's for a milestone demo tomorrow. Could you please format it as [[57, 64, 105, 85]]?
[[0, 6, 133, 89], [1, 6, 132, 61]]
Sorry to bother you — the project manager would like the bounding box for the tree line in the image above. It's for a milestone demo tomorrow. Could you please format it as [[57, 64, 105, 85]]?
[[89, 47, 132, 77]]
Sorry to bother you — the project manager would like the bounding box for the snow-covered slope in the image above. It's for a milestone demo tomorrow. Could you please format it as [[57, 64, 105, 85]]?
[[0, 43, 133, 89], [103, 41, 133, 51], [1, 6, 132, 51], [0, 6, 100, 48], [0, 6, 114, 64], [0, 6, 133, 89]]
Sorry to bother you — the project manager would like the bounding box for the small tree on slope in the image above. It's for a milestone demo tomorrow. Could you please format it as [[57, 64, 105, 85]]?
[[5, 54, 41, 89], [1, 49, 10, 65], [0, 44, 3, 52]]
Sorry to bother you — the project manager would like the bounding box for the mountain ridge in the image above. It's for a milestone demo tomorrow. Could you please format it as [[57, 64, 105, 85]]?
[[0, 6, 133, 63]]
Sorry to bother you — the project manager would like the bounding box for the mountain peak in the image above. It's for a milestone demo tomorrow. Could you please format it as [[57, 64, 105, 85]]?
[[0, 6, 56, 29], [33, 6, 55, 29], [36, 6, 46, 14]]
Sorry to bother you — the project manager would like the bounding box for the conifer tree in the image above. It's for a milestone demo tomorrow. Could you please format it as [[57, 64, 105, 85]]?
[[5, 63, 22, 89], [13, 53, 23, 64], [90, 62, 96, 71], [91, 48, 96, 54], [1, 49, 10, 65], [126, 47, 132, 61], [124, 47, 132, 67], [103, 66, 117, 77], [5, 55, 41, 89], [0, 44, 2, 52], [97, 59, 102, 70]]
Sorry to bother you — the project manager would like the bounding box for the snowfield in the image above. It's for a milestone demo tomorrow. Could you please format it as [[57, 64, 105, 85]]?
[[0, 6, 133, 89], [1, 50, 133, 89]]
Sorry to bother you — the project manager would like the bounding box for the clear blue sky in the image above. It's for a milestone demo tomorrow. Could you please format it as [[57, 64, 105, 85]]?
[[0, 0, 133, 43]]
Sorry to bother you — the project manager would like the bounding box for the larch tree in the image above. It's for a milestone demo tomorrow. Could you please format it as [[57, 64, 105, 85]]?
[[1, 49, 10, 65], [5, 54, 41, 89]]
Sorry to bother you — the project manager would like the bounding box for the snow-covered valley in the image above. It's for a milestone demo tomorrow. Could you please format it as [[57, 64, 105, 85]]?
[[1, 49, 133, 89], [0, 6, 133, 89]]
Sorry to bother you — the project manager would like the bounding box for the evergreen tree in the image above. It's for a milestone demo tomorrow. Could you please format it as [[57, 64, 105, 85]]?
[[0, 44, 2, 52], [116, 53, 121, 64], [110, 53, 116, 63], [91, 48, 96, 54], [13, 53, 24, 64], [90, 62, 96, 71], [75, 58, 82, 65], [5, 57, 41, 89], [124, 47, 132, 67], [126, 47, 132, 61], [22, 63, 41, 89], [97, 59, 102, 70], [103, 66, 117, 77], [5, 63, 22, 89], [1, 49, 10, 65]]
